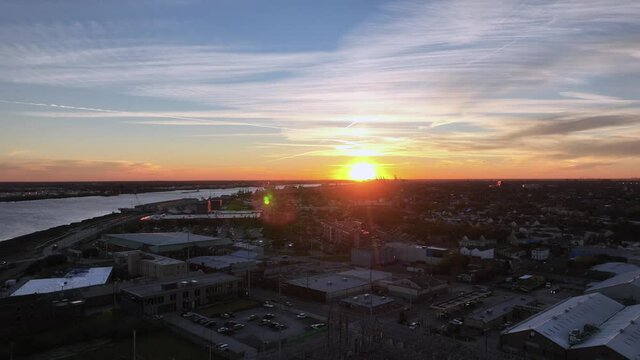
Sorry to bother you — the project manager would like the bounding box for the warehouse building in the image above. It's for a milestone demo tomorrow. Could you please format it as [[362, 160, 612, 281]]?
[[284, 273, 371, 302], [385, 276, 449, 301], [584, 269, 640, 303], [340, 293, 397, 314], [465, 295, 537, 331], [11, 267, 112, 297], [501, 293, 640, 359], [120, 272, 243, 316], [101, 232, 231, 255]]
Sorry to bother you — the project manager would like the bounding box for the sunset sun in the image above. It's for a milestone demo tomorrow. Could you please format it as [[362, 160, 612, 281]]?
[[348, 162, 377, 181]]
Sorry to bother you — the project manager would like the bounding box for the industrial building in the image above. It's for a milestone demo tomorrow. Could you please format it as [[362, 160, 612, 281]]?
[[387, 242, 448, 265], [584, 268, 640, 303], [187, 250, 259, 274], [101, 232, 231, 255], [284, 273, 371, 302], [501, 293, 640, 359], [11, 267, 112, 297], [120, 272, 243, 316], [465, 295, 537, 331], [384, 276, 449, 301], [114, 251, 187, 278], [340, 293, 397, 314]]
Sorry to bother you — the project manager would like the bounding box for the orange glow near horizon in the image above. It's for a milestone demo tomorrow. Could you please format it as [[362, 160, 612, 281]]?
[[348, 162, 376, 181]]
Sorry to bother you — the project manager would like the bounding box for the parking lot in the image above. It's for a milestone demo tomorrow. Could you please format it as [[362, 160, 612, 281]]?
[[168, 300, 326, 356]]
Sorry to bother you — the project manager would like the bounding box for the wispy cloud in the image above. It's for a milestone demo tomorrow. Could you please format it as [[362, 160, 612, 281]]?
[[1, 0, 640, 178]]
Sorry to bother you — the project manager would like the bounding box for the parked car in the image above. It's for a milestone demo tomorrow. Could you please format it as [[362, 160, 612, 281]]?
[[247, 314, 258, 321], [216, 343, 229, 351], [232, 323, 245, 330], [296, 313, 307, 319], [310, 323, 326, 330], [408, 322, 420, 330], [263, 302, 275, 308], [259, 319, 272, 326], [217, 327, 233, 334], [221, 312, 233, 319], [263, 313, 275, 319]]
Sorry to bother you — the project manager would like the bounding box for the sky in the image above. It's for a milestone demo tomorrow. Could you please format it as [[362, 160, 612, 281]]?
[[0, 0, 639, 181]]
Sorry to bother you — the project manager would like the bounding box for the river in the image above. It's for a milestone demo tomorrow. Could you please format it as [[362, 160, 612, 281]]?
[[0, 187, 264, 242]]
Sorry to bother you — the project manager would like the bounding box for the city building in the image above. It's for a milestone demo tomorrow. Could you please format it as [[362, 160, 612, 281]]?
[[120, 272, 243, 316], [501, 293, 640, 359], [384, 276, 449, 301], [101, 232, 231, 255], [11, 267, 112, 297], [114, 251, 187, 278], [340, 293, 397, 314], [284, 273, 371, 302], [187, 250, 258, 274], [584, 269, 640, 303], [531, 247, 550, 261], [387, 242, 448, 265], [570, 246, 640, 265], [465, 295, 537, 331]]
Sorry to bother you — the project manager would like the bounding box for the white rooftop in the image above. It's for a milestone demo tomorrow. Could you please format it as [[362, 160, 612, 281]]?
[[591, 262, 640, 276], [586, 269, 640, 293], [11, 267, 112, 296], [571, 304, 640, 360], [504, 293, 624, 349]]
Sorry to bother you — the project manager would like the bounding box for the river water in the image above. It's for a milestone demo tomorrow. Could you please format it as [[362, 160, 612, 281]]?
[[0, 187, 263, 242]]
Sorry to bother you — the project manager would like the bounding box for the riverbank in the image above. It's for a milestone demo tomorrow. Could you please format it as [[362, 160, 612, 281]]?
[[0, 212, 123, 261]]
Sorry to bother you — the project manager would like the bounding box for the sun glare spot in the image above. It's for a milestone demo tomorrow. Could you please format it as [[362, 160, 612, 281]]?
[[348, 162, 376, 181]]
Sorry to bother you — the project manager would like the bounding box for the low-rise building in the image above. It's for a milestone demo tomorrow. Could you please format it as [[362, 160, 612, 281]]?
[[114, 250, 187, 278], [460, 246, 495, 260], [340, 293, 397, 314], [385, 276, 449, 301], [120, 272, 243, 316], [584, 269, 640, 303], [465, 296, 536, 331], [531, 248, 550, 261], [101, 232, 230, 256], [284, 274, 371, 302], [387, 242, 448, 265], [11, 267, 112, 297], [501, 293, 640, 360]]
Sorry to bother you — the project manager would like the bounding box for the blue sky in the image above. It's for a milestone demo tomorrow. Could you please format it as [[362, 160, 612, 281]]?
[[0, 0, 639, 180]]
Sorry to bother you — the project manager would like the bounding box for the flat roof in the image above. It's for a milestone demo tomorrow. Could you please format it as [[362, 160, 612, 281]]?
[[122, 272, 240, 297], [12, 267, 112, 297], [338, 269, 392, 282], [468, 296, 535, 324], [287, 273, 369, 294], [341, 293, 395, 308]]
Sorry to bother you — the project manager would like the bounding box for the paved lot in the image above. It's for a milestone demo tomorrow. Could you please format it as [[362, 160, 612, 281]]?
[[164, 313, 257, 358]]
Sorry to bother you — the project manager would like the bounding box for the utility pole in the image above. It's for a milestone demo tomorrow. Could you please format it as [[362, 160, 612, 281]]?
[[132, 329, 137, 360]]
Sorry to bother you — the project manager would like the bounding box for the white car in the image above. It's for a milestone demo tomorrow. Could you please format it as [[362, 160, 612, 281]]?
[[296, 313, 307, 319], [310, 323, 326, 330], [263, 302, 275, 308]]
